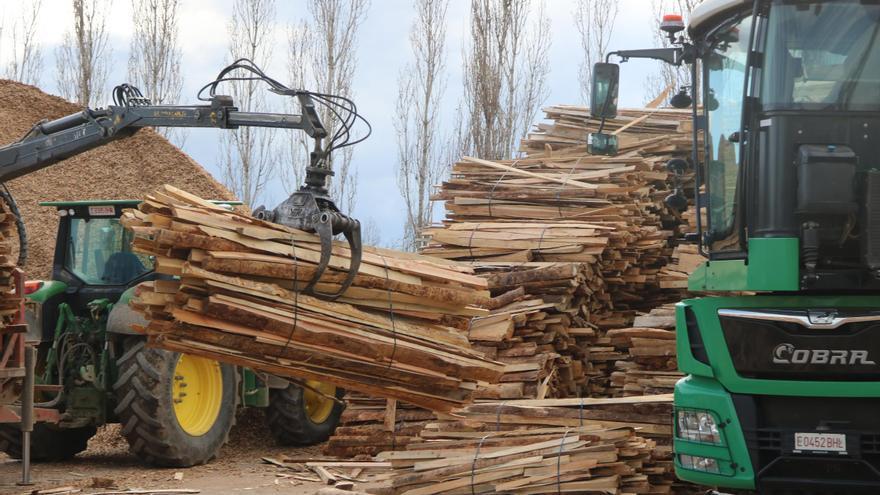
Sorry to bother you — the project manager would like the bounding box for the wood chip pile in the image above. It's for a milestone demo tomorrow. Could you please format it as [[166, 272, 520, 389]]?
[[362, 395, 703, 495], [123, 185, 505, 413], [0, 79, 236, 280]]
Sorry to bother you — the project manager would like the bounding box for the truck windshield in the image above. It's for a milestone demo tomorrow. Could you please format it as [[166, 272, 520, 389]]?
[[762, 1, 880, 111], [705, 14, 752, 251], [66, 217, 153, 285]]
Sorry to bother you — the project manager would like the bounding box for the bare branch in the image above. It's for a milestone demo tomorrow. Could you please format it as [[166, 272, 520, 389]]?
[[128, 0, 186, 145], [56, 0, 112, 107], [645, 0, 698, 101], [395, 0, 449, 252], [361, 217, 381, 247], [283, 0, 370, 216], [220, 0, 277, 208], [6, 0, 43, 85], [574, 0, 618, 105], [460, 0, 550, 160]]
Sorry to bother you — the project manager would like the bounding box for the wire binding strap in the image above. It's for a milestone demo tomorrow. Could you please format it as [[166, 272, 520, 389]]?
[[495, 401, 507, 432], [380, 255, 398, 369], [471, 434, 490, 495], [555, 158, 583, 218], [578, 397, 585, 427], [557, 429, 571, 495], [466, 223, 481, 261], [278, 235, 301, 359], [487, 168, 511, 218], [520, 226, 550, 268]]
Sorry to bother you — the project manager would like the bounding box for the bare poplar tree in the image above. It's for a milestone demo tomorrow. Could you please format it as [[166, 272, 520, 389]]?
[[395, 0, 448, 251], [575, 0, 618, 104], [645, 0, 698, 101], [56, 0, 112, 107], [284, 0, 370, 215], [361, 218, 381, 247], [460, 0, 551, 160], [6, 0, 43, 85], [220, 0, 277, 207], [128, 0, 185, 144]]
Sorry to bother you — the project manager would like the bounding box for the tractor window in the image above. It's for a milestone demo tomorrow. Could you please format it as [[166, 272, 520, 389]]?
[[66, 218, 153, 285], [705, 15, 752, 251], [763, 1, 880, 110]]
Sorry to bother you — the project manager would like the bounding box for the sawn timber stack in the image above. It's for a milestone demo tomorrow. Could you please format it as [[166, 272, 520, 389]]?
[[123, 185, 505, 413], [362, 395, 693, 495]]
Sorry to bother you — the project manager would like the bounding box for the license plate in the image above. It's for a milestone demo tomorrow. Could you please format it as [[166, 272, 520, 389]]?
[[793, 432, 847, 454]]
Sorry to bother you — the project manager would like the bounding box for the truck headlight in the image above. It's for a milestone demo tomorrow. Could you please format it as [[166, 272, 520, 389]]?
[[677, 409, 721, 444], [678, 454, 720, 474]]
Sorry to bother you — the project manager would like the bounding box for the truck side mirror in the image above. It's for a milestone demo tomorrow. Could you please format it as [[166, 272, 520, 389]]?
[[591, 63, 619, 120]]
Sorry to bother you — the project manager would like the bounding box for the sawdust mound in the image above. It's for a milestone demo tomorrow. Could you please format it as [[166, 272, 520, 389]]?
[[0, 79, 236, 279]]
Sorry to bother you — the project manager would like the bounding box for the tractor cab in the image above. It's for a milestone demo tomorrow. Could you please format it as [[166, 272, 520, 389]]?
[[28, 201, 156, 333]]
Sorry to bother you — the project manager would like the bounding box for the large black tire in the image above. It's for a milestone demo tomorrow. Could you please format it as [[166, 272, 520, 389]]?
[[113, 340, 237, 467], [0, 423, 96, 461], [264, 383, 345, 446]]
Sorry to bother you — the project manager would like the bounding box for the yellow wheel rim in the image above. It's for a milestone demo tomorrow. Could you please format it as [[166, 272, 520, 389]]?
[[172, 354, 223, 436], [303, 380, 336, 424]]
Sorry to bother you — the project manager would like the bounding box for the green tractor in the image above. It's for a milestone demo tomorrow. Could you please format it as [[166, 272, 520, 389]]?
[[0, 200, 344, 466]]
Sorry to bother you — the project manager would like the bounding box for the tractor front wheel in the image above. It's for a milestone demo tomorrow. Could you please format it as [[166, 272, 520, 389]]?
[[0, 423, 96, 461], [113, 340, 236, 467], [264, 381, 344, 446]]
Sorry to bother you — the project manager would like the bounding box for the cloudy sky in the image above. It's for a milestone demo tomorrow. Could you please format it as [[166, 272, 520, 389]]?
[[0, 0, 670, 246]]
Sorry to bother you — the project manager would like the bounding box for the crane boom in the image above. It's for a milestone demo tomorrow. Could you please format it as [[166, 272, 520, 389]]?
[[0, 61, 364, 301], [0, 94, 325, 183]]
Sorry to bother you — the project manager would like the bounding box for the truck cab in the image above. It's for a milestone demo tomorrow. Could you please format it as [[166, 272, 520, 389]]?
[[594, 0, 880, 492]]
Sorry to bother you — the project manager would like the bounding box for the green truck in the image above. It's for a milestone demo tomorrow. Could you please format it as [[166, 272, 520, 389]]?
[[592, 0, 880, 492]]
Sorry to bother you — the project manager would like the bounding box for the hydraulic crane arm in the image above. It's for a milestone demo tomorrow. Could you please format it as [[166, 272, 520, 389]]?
[[0, 58, 369, 300], [0, 93, 326, 183]]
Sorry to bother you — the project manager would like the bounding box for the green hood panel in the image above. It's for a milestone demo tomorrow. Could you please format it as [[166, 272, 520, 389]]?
[[688, 238, 800, 292], [26, 280, 67, 303], [678, 294, 880, 397]]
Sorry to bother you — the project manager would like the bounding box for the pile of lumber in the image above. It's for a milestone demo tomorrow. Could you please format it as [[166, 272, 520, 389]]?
[[0, 197, 19, 323], [0, 197, 22, 405], [470, 263, 603, 400], [325, 395, 436, 458], [123, 185, 505, 412], [425, 107, 693, 329], [362, 395, 702, 495], [418, 106, 693, 403], [598, 305, 684, 398]]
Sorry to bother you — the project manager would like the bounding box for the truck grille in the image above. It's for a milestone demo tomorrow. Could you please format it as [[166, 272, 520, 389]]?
[[733, 395, 880, 494], [719, 309, 880, 381]]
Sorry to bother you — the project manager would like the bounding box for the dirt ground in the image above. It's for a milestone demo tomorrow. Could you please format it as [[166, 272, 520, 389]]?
[[0, 410, 331, 495]]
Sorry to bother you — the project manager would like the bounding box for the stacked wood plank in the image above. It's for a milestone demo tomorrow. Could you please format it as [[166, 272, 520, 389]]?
[[601, 305, 684, 399], [0, 197, 19, 322], [425, 107, 693, 328], [123, 185, 506, 413], [0, 197, 22, 406], [325, 395, 436, 458], [469, 263, 604, 400], [362, 395, 703, 495], [417, 107, 693, 403]]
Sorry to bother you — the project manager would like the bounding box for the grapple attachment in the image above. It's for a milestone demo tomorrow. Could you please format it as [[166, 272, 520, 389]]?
[[254, 188, 362, 301]]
